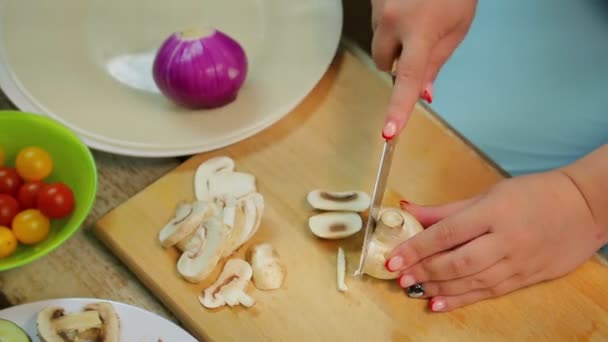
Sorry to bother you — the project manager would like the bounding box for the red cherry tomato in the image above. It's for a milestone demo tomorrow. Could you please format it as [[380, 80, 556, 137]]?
[[0, 167, 23, 197], [17, 181, 46, 209], [0, 194, 20, 227], [37, 182, 75, 219]]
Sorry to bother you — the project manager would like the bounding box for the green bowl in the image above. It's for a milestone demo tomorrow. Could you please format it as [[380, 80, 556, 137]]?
[[0, 111, 97, 271]]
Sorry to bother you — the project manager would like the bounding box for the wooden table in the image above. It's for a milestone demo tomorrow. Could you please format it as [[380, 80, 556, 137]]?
[[1, 40, 607, 340]]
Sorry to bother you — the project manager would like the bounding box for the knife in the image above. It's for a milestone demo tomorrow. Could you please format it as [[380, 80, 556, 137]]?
[[353, 134, 398, 276], [354, 70, 399, 276]]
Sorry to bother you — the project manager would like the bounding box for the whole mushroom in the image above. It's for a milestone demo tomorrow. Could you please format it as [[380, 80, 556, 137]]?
[[359, 207, 423, 279]]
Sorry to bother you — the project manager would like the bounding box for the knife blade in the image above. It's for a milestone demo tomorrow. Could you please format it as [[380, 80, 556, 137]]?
[[353, 65, 399, 277], [354, 135, 398, 276]]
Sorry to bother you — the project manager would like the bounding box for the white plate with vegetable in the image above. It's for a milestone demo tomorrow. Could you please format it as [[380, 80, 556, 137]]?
[[0, 297, 197, 341], [0, 0, 342, 157]]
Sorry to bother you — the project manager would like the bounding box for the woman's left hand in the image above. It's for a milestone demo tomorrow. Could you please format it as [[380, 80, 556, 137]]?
[[386, 170, 607, 312]]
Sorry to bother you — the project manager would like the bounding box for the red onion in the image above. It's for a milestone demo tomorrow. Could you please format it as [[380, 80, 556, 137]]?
[[152, 28, 248, 109]]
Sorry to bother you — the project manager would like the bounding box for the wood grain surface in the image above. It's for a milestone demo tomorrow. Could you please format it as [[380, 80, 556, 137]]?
[[93, 43, 608, 341]]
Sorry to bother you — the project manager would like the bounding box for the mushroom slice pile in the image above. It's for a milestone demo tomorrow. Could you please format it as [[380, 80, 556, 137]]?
[[359, 207, 423, 279], [160, 156, 265, 284], [306, 189, 370, 239], [199, 258, 255, 309], [36, 302, 119, 342], [250, 243, 285, 290]]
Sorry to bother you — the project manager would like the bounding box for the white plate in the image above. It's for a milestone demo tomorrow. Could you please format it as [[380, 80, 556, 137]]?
[[0, 0, 342, 157], [0, 297, 197, 341]]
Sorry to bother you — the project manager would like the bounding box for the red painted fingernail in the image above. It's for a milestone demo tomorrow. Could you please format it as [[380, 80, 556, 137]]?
[[400, 200, 410, 206], [421, 83, 434, 104], [386, 256, 404, 271], [398, 274, 416, 288], [429, 298, 446, 312], [422, 89, 433, 103], [382, 121, 397, 140]]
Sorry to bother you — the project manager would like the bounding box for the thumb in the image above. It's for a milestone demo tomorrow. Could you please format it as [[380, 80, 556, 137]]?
[[400, 195, 481, 228]]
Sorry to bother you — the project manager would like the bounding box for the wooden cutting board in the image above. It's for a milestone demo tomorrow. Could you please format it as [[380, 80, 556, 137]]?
[[94, 41, 608, 341]]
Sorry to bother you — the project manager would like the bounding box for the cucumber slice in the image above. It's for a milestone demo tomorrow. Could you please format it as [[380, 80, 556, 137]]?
[[0, 319, 31, 342]]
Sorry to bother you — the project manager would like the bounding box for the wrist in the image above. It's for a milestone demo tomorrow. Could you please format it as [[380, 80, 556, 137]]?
[[559, 144, 608, 230]]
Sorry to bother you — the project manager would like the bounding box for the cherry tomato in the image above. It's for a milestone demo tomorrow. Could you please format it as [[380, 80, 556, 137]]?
[[0, 194, 20, 227], [17, 181, 46, 209], [15, 146, 53, 182], [11, 209, 50, 245], [37, 182, 75, 219], [0, 146, 4, 167], [0, 226, 17, 258], [0, 167, 23, 197]]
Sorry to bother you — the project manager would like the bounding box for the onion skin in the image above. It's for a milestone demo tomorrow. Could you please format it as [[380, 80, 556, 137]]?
[[153, 28, 248, 109]]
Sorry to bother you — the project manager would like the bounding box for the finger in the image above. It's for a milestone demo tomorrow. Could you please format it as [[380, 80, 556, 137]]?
[[422, 31, 465, 89], [382, 36, 433, 139], [428, 273, 536, 312], [371, 25, 401, 72], [386, 205, 490, 272], [401, 195, 480, 228], [410, 232, 505, 282], [418, 258, 515, 298]]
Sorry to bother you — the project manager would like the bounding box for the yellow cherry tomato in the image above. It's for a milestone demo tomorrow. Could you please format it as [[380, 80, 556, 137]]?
[[0, 226, 17, 258], [0, 146, 4, 166], [12, 209, 50, 245], [15, 146, 53, 181]]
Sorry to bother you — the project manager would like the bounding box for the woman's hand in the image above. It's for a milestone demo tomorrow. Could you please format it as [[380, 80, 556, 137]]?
[[385, 170, 607, 312], [371, 0, 477, 139]]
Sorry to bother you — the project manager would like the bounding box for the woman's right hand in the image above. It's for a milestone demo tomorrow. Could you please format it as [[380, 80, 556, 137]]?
[[371, 0, 478, 139]]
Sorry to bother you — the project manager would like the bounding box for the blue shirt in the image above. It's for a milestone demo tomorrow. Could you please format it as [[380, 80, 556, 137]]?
[[431, 0, 608, 176]]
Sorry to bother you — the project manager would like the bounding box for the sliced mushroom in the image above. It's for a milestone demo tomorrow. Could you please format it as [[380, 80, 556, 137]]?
[[176, 223, 206, 253], [83, 303, 120, 342], [307, 190, 371, 212], [175, 196, 236, 253], [194, 155, 257, 203], [36, 303, 119, 342], [158, 200, 218, 248], [177, 215, 230, 283], [221, 193, 264, 258], [194, 156, 235, 200], [308, 212, 362, 239], [199, 258, 255, 309], [337, 247, 348, 292], [359, 208, 423, 279], [250, 243, 284, 290], [205, 171, 257, 202], [158, 202, 192, 246]]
